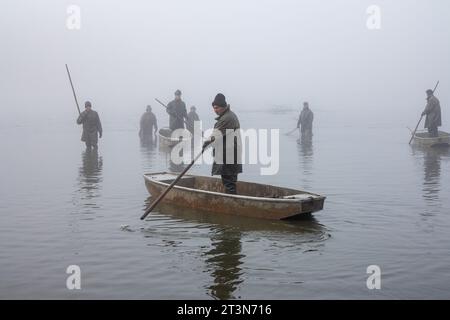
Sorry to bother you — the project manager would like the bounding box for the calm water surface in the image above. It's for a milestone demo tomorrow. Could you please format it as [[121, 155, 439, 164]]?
[[0, 108, 449, 299]]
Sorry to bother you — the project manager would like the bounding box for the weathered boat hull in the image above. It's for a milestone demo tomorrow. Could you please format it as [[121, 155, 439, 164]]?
[[413, 131, 450, 147], [144, 172, 326, 220]]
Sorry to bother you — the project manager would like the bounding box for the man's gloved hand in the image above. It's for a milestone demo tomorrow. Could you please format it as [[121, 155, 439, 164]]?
[[202, 140, 211, 149], [202, 136, 215, 149]]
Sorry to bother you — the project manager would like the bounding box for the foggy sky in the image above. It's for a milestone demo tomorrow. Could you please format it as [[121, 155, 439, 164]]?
[[1, 0, 449, 129]]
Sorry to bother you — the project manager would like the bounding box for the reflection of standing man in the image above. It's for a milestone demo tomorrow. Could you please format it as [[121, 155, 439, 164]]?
[[206, 229, 243, 300], [422, 89, 442, 138], [77, 149, 103, 213], [139, 105, 158, 142], [166, 89, 187, 131], [297, 102, 314, 139], [77, 101, 102, 150]]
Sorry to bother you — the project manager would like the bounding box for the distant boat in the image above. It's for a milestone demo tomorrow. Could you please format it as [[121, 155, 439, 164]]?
[[158, 127, 191, 147], [144, 172, 326, 220], [412, 131, 450, 147]]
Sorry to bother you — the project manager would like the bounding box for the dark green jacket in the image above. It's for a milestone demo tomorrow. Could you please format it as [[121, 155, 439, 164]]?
[[297, 107, 314, 133], [139, 111, 158, 137], [77, 110, 102, 143], [423, 95, 442, 129], [211, 107, 242, 176], [166, 99, 187, 130]]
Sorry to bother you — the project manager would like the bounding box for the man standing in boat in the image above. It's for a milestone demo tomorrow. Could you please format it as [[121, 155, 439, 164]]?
[[139, 105, 158, 142], [166, 89, 188, 131], [422, 89, 442, 137], [203, 93, 242, 194], [76, 101, 102, 151], [297, 102, 314, 139]]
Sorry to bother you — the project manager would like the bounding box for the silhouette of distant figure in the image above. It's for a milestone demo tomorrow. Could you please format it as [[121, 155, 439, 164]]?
[[422, 89, 442, 138], [166, 89, 188, 131], [297, 102, 314, 139], [186, 106, 200, 134], [77, 101, 102, 150], [139, 105, 158, 143]]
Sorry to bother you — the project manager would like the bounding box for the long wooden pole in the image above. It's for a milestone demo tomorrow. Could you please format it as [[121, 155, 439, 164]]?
[[409, 80, 439, 144], [140, 145, 208, 220], [65, 64, 81, 115], [408, 116, 423, 145]]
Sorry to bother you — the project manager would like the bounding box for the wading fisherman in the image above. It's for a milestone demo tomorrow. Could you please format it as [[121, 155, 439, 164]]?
[[186, 106, 200, 134], [166, 89, 188, 131], [139, 105, 158, 141], [76, 101, 102, 150], [422, 89, 442, 137], [297, 102, 314, 138], [203, 93, 242, 194]]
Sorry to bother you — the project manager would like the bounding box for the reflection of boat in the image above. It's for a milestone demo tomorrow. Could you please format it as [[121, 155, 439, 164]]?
[[411, 144, 450, 208], [144, 198, 326, 233], [142, 198, 328, 300], [144, 172, 326, 220], [412, 130, 450, 147], [158, 127, 191, 147]]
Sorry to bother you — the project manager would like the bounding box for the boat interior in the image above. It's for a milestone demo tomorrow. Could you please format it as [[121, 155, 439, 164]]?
[[148, 173, 315, 199]]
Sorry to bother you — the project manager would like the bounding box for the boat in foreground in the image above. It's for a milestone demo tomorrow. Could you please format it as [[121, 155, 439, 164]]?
[[144, 172, 326, 220], [412, 131, 450, 147]]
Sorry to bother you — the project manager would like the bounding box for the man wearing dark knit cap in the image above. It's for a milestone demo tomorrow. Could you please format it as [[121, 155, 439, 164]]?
[[203, 93, 242, 194], [76, 101, 102, 150], [166, 89, 188, 131]]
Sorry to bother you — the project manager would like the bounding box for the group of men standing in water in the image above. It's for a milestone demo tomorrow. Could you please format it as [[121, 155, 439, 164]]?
[[75, 89, 442, 194], [138, 89, 200, 142]]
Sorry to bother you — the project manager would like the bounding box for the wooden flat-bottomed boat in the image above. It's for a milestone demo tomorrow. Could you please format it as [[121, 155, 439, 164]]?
[[158, 127, 191, 147], [412, 130, 450, 147], [144, 172, 326, 220]]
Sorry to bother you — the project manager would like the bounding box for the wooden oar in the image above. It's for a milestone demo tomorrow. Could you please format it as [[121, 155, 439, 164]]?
[[409, 80, 440, 144], [140, 143, 210, 220], [65, 64, 81, 115], [155, 98, 189, 127], [408, 115, 423, 145]]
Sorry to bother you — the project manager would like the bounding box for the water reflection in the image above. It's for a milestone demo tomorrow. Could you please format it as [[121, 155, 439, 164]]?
[[76, 149, 103, 213], [416, 146, 450, 209], [140, 136, 158, 172], [205, 227, 244, 299], [140, 134, 157, 148], [297, 136, 314, 189], [158, 143, 187, 173], [141, 200, 328, 299]]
